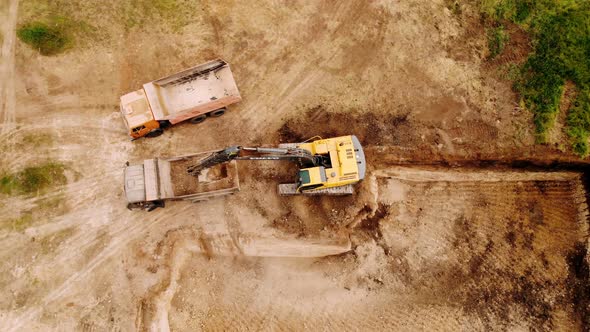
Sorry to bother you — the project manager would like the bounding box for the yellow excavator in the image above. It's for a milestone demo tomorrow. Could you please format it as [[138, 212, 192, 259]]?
[[124, 135, 366, 211], [187, 135, 366, 195]]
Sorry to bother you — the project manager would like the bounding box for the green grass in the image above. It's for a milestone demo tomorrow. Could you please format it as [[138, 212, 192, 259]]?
[[481, 0, 590, 156], [0, 162, 67, 195], [566, 88, 590, 156], [498, 63, 521, 81], [487, 25, 509, 59], [17, 20, 71, 55], [16, 2, 102, 55]]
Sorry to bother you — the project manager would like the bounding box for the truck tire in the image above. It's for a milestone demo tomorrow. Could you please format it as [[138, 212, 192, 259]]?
[[146, 128, 164, 138], [208, 108, 226, 117], [158, 120, 172, 129], [147, 200, 165, 212], [145, 128, 164, 137], [189, 114, 207, 124]]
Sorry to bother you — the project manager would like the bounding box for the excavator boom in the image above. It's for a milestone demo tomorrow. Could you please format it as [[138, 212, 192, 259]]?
[[187, 145, 323, 176], [186, 146, 241, 176], [186, 135, 365, 195]]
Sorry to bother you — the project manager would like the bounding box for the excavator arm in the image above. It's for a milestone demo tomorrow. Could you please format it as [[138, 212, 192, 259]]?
[[186, 145, 327, 176], [187, 146, 241, 175]]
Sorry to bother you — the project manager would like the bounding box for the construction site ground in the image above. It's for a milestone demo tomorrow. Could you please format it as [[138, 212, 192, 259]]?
[[0, 1, 588, 331]]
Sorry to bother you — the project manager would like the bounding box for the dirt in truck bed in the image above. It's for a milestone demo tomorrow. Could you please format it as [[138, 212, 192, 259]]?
[[169, 159, 235, 197], [0, 0, 589, 331]]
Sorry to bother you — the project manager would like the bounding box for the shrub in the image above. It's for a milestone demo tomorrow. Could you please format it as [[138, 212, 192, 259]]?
[[0, 162, 67, 195], [483, 1, 590, 156], [17, 21, 70, 55]]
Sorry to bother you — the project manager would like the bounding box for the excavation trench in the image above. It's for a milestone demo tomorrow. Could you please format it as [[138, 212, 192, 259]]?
[[353, 162, 590, 330]]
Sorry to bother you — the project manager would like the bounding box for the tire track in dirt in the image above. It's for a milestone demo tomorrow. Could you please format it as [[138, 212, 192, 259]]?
[[0, 0, 19, 136], [3, 203, 194, 332], [371, 168, 588, 330], [187, 274, 472, 331], [0, 104, 178, 330], [0, 170, 121, 226]]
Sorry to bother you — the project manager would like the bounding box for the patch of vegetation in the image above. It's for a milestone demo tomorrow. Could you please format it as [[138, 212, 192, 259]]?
[[119, 0, 200, 31], [498, 63, 521, 81], [481, 1, 590, 156], [38, 227, 76, 254], [487, 25, 509, 59], [17, 0, 103, 54], [153, 0, 179, 13], [0, 193, 69, 234], [21, 133, 53, 147], [17, 20, 71, 55], [446, 0, 463, 16], [3, 212, 33, 232], [0, 162, 67, 195], [37, 193, 69, 217], [565, 89, 590, 156]]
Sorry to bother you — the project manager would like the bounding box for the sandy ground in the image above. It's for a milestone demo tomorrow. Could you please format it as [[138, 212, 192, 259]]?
[[0, 0, 589, 331]]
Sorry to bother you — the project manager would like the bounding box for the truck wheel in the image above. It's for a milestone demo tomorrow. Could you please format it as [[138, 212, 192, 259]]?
[[146, 128, 164, 138], [146, 200, 165, 212], [189, 114, 207, 124], [158, 120, 172, 129], [127, 202, 143, 210], [208, 108, 226, 117]]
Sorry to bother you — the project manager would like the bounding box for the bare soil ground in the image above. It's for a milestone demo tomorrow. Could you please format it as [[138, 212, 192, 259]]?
[[0, 0, 589, 331]]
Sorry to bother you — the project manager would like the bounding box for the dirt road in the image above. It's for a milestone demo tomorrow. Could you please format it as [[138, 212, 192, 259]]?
[[0, 0, 588, 331], [0, 0, 18, 135]]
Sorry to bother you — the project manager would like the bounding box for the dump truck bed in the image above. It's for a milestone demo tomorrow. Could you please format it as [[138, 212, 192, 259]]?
[[165, 155, 239, 199], [135, 151, 239, 203], [143, 59, 241, 124]]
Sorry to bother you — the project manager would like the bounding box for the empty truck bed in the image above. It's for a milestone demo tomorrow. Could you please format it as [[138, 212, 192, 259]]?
[[144, 63, 240, 120]]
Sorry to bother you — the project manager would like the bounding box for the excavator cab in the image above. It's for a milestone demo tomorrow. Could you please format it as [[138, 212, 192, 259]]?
[[296, 167, 328, 192], [294, 135, 366, 193]]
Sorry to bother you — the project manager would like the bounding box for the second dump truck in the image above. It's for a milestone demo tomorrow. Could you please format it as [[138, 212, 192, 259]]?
[[125, 151, 240, 211], [124, 135, 366, 210], [120, 59, 241, 139]]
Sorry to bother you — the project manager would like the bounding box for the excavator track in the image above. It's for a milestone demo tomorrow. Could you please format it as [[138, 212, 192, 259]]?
[[278, 183, 354, 196]]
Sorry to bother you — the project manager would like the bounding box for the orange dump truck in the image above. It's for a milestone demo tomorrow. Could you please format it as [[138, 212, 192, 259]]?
[[120, 59, 241, 139]]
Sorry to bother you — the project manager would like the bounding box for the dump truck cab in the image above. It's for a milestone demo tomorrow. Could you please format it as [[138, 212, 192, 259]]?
[[120, 89, 161, 139]]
